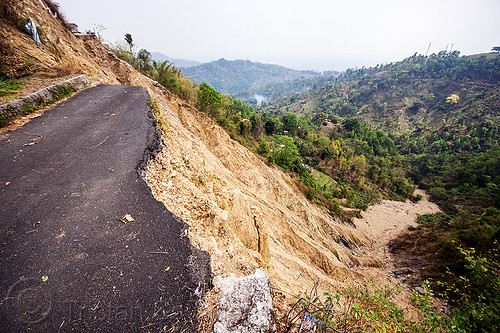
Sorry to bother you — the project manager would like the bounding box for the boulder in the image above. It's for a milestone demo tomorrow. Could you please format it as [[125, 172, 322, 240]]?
[[213, 269, 274, 333]]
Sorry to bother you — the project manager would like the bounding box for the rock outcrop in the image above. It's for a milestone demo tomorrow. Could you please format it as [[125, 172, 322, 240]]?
[[213, 269, 274, 333]]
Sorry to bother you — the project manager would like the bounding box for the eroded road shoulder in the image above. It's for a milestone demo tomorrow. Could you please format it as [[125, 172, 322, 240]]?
[[0, 85, 210, 332]]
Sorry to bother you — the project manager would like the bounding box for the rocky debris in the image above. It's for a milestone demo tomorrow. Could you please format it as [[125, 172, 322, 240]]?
[[389, 267, 414, 277], [0, 75, 90, 121], [414, 287, 427, 295], [213, 269, 274, 333]]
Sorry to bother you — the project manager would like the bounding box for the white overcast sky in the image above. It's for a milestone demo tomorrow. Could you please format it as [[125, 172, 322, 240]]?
[[56, 0, 500, 71]]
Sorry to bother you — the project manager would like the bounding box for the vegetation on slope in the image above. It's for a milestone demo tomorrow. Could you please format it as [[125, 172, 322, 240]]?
[[110, 38, 499, 331], [264, 50, 500, 332], [181, 58, 322, 105], [192, 86, 417, 221], [278, 280, 455, 332], [0, 72, 22, 96], [265, 51, 499, 132]]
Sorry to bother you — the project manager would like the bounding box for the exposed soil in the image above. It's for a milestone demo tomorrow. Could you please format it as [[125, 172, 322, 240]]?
[[2, 0, 446, 323], [353, 189, 441, 259], [145, 97, 443, 301]]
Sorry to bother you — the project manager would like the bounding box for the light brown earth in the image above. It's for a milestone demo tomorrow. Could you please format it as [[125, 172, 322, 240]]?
[[3, 0, 442, 314], [353, 189, 441, 263]]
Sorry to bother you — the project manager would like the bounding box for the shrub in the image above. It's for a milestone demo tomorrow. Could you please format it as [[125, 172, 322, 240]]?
[[429, 186, 448, 201], [438, 246, 500, 332], [0, 72, 21, 96], [277, 279, 452, 332]]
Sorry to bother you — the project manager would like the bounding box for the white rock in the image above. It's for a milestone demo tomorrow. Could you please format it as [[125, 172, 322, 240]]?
[[218, 210, 229, 221], [213, 269, 273, 333]]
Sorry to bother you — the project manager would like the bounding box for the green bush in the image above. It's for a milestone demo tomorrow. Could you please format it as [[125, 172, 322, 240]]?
[[0, 72, 21, 96], [429, 186, 448, 201], [438, 247, 500, 332], [278, 279, 452, 332]]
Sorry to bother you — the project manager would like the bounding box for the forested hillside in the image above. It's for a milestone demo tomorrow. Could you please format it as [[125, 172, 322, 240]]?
[[262, 52, 500, 212], [265, 51, 499, 131], [108, 42, 499, 330], [181, 58, 322, 104], [262, 51, 500, 331]]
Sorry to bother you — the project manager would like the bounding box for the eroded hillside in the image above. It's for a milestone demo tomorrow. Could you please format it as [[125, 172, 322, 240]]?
[[1, 0, 442, 305]]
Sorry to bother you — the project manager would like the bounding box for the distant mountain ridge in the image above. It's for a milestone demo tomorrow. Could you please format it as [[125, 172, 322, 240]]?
[[150, 52, 202, 68], [264, 51, 500, 133], [181, 58, 322, 104]]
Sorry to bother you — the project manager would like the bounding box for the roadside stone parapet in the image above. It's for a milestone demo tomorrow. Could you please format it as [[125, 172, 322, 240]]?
[[0, 74, 90, 122]]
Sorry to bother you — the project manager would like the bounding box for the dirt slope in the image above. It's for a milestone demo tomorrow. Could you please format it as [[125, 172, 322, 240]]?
[[2, 0, 441, 299]]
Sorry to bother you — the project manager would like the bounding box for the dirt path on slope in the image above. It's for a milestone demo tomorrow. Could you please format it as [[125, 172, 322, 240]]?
[[351, 188, 442, 291], [353, 189, 441, 256]]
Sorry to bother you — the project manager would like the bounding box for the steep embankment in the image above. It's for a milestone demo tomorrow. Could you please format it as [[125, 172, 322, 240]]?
[[1, 0, 439, 299], [145, 101, 442, 295]]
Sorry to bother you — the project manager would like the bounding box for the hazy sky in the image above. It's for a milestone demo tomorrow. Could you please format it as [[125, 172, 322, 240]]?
[[57, 0, 500, 71]]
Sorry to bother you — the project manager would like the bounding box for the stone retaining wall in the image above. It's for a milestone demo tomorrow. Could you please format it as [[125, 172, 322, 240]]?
[[0, 74, 90, 122]]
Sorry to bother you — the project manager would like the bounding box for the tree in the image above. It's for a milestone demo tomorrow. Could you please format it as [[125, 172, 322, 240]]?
[[281, 112, 299, 136], [312, 112, 326, 126], [271, 135, 300, 172], [316, 137, 331, 161], [249, 113, 263, 137], [492, 46, 500, 53], [197, 82, 221, 116], [258, 139, 270, 157], [264, 119, 277, 135], [343, 118, 362, 132], [446, 94, 460, 104], [124, 33, 134, 52], [137, 49, 152, 73], [239, 119, 252, 136], [153, 60, 182, 94]]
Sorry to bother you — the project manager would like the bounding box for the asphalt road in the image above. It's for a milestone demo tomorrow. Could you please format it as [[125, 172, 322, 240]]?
[[0, 85, 210, 332]]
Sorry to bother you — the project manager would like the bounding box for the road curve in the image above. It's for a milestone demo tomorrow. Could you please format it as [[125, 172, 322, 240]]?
[[0, 85, 210, 332]]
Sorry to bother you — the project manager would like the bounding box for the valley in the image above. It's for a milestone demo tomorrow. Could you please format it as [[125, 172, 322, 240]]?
[[0, 0, 499, 331], [181, 58, 328, 105]]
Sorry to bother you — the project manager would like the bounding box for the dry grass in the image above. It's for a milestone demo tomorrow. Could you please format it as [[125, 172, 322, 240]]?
[[0, 0, 25, 31], [196, 288, 220, 333], [42, 0, 71, 29]]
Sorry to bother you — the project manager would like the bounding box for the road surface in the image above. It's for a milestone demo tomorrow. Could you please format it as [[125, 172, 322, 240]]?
[[0, 85, 210, 332]]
